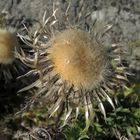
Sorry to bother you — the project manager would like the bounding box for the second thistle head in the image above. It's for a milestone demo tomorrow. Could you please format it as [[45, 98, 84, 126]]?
[[0, 28, 18, 64], [0, 28, 29, 84]]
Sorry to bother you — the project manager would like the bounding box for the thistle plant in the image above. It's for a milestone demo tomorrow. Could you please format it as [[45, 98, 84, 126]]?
[[0, 28, 28, 83], [16, 4, 131, 127]]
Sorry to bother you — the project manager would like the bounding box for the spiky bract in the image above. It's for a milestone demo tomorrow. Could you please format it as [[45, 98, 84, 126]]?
[[17, 7, 130, 126]]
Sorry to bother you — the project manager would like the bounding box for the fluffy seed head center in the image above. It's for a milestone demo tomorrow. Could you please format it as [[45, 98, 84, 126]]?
[[0, 29, 18, 64], [49, 29, 108, 89]]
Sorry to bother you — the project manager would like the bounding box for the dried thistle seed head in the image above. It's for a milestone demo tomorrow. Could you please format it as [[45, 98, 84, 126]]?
[[0, 28, 18, 64], [0, 28, 29, 84], [49, 29, 108, 90], [17, 7, 131, 126]]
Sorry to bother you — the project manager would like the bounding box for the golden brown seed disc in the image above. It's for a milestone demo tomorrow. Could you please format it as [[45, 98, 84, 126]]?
[[0, 29, 18, 64], [49, 29, 108, 90]]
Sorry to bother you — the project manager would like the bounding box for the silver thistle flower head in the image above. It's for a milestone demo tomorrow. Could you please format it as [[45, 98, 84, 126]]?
[[0, 27, 28, 83], [17, 4, 131, 126]]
